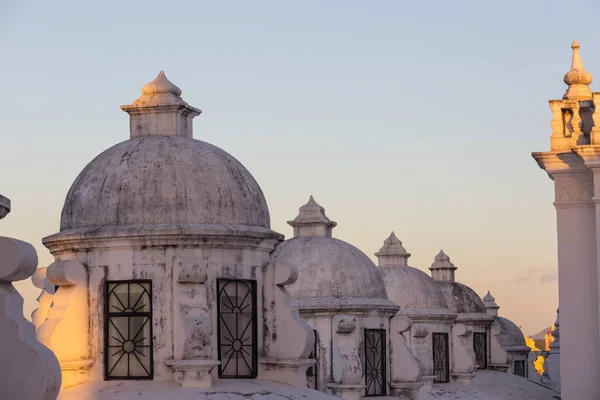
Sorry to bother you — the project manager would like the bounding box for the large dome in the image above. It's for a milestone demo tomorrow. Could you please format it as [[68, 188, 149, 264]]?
[[274, 236, 388, 299], [60, 136, 270, 231]]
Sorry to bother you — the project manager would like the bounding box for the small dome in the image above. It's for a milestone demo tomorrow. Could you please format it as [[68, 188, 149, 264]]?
[[376, 233, 449, 313], [437, 281, 487, 314], [495, 316, 527, 349], [379, 266, 448, 311], [60, 136, 270, 230], [274, 236, 388, 299]]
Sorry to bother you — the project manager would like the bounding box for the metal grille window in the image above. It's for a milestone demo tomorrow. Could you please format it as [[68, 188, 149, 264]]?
[[432, 332, 449, 383], [514, 360, 525, 377], [473, 332, 487, 369], [364, 329, 386, 396], [104, 280, 153, 380], [306, 329, 319, 390], [217, 279, 257, 378]]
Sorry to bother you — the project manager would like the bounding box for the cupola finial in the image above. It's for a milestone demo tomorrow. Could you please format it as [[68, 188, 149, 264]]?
[[429, 249, 457, 282], [482, 290, 499, 317], [375, 231, 411, 267], [121, 71, 201, 139], [288, 196, 337, 238], [563, 40, 593, 100]]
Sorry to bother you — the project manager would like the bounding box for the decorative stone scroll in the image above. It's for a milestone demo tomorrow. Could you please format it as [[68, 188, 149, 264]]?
[[327, 315, 364, 400], [31, 267, 57, 330], [261, 260, 314, 387], [488, 320, 510, 372], [0, 236, 61, 399], [389, 315, 423, 400], [451, 323, 476, 386], [38, 259, 92, 388], [166, 256, 218, 388]]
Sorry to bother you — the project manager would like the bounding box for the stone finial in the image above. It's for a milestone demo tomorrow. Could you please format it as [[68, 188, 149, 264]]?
[[141, 71, 183, 97], [375, 232, 411, 267], [429, 249, 457, 282], [482, 291, 500, 317], [0, 194, 11, 220], [121, 71, 201, 139], [563, 41, 593, 100], [287, 196, 337, 238], [0, 237, 61, 399]]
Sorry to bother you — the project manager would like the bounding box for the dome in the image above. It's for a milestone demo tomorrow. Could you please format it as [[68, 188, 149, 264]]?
[[60, 71, 270, 231], [273, 197, 389, 301], [274, 236, 388, 299], [380, 266, 448, 311], [495, 316, 527, 349], [437, 281, 487, 314], [60, 136, 270, 231], [375, 233, 449, 312]]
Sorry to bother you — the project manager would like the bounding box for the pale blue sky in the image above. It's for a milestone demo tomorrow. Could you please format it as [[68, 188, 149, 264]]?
[[1, 0, 589, 334]]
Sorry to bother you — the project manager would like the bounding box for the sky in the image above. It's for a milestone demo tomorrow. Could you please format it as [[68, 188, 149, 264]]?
[[2, 0, 592, 335]]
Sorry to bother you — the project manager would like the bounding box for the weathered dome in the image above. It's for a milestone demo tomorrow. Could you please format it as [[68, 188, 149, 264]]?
[[60, 72, 270, 232], [273, 197, 389, 301], [437, 281, 487, 314], [375, 233, 449, 313], [495, 316, 527, 349], [60, 136, 270, 231], [380, 266, 448, 311], [274, 236, 388, 299]]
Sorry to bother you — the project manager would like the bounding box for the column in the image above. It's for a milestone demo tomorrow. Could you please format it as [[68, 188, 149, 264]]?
[[534, 152, 600, 398]]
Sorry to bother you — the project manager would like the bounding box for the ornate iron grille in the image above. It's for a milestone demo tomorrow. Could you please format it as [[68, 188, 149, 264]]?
[[104, 280, 153, 380], [217, 279, 257, 378], [432, 332, 449, 383], [306, 329, 319, 390], [514, 360, 525, 377], [473, 332, 487, 369], [364, 329, 386, 396]]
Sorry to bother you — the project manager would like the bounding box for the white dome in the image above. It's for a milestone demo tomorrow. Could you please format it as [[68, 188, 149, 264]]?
[[437, 281, 487, 314], [274, 236, 388, 299], [60, 136, 270, 231], [495, 316, 528, 349], [376, 233, 450, 314], [380, 266, 449, 311], [273, 197, 392, 305]]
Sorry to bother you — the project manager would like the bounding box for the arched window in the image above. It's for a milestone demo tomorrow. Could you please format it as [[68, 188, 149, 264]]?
[[104, 280, 153, 380], [217, 279, 257, 378]]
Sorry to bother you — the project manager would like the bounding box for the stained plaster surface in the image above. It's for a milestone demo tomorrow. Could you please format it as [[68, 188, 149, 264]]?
[[57, 379, 339, 400], [369, 370, 560, 400]]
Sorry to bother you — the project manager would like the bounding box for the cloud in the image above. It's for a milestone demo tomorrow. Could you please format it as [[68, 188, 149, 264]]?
[[540, 273, 558, 283], [515, 267, 557, 284], [516, 275, 533, 283]]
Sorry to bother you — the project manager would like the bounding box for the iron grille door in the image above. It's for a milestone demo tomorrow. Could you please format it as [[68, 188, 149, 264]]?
[[306, 329, 319, 390], [364, 329, 386, 396], [432, 332, 449, 383], [473, 332, 487, 369], [104, 280, 153, 380], [514, 360, 525, 377], [217, 279, 257, 378]]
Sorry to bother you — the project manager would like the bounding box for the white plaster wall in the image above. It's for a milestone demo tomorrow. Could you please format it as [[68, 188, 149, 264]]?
[[51, 238, 273, 382], [410, 320, 453, 379]]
